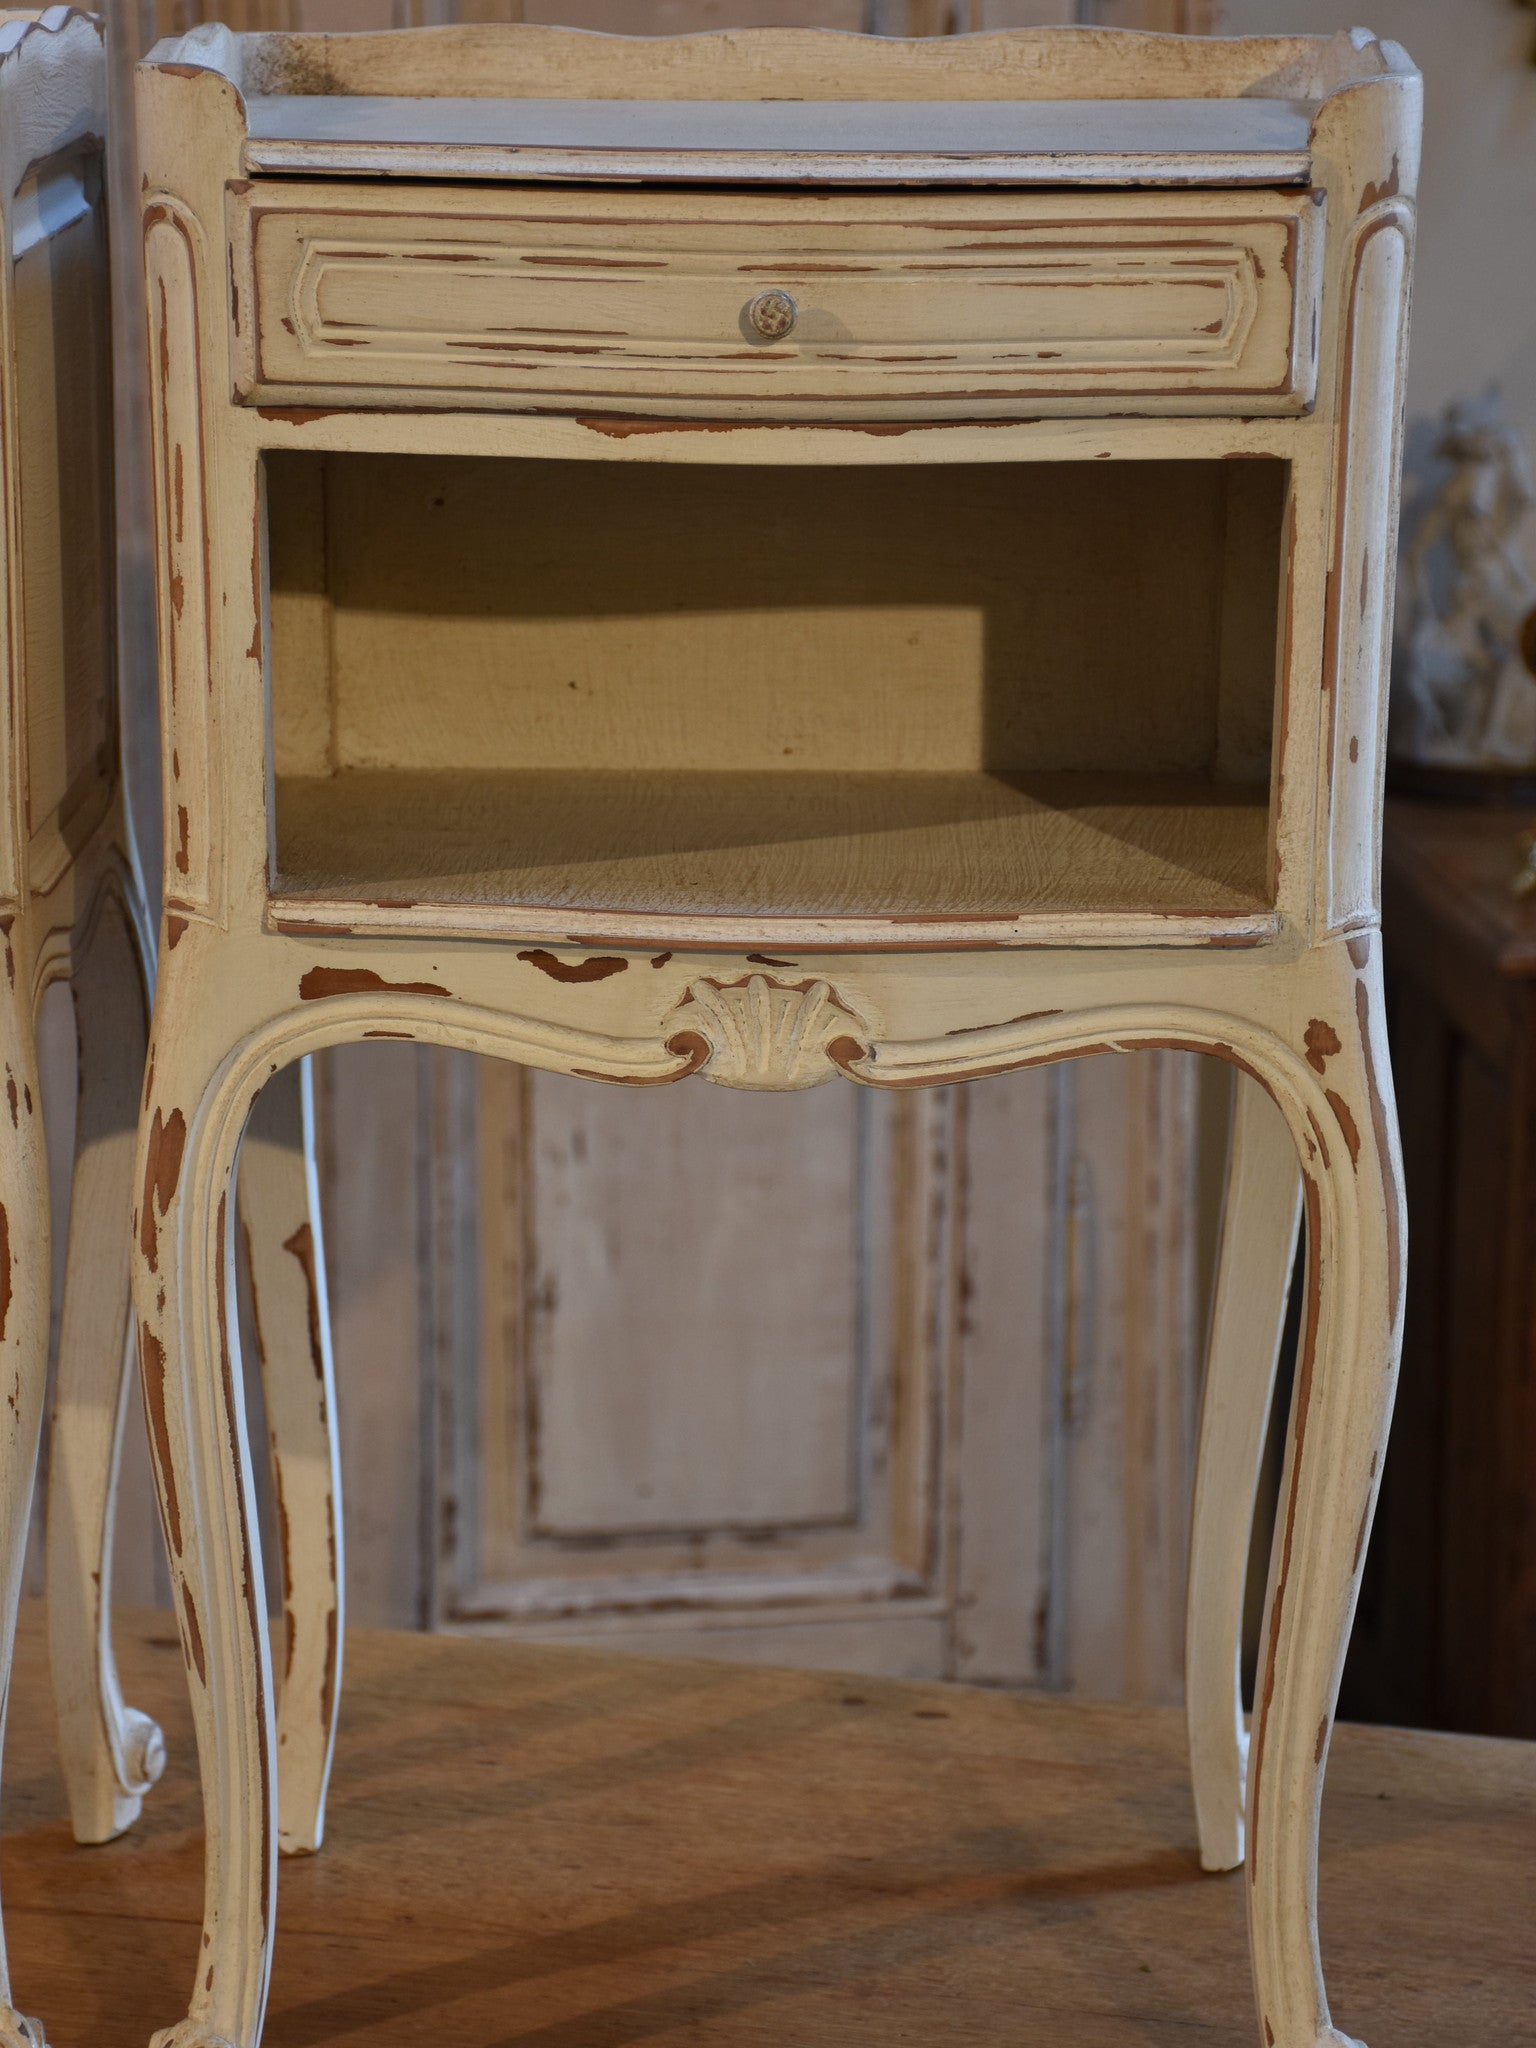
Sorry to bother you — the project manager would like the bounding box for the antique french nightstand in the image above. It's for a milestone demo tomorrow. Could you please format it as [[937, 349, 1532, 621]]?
[[0, 17, 168, 2045], [131, 23, 1418, 2048], [0, 10, 159, 2044], [0, 17, 340, 2048]]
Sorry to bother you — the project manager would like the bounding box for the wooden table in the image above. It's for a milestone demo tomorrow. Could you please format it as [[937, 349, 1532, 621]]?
[[5, 1607, 1533, 2047]]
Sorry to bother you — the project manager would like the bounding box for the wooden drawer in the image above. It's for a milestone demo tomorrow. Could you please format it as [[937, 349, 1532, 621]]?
[[233, 184, 1320, 421]]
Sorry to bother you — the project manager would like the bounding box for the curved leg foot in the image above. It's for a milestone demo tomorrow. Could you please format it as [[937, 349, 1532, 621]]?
[[1246, 938, 1404, 2048], [0, 983, 50, 2034], [47, 887, 167, 1842], [134, 942, 277, 2048], [239, 1057, 343, 1857], [1187, 1075, 1302, 1873]]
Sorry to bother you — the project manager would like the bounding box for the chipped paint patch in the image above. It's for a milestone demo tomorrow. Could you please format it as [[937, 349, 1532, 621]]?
[[945, 1008, 1061, 1037], [140, 1107, 188, 1273], [517, 949, 628, 984], [1359, 155, 1401, 212], [257, 406, 344, 425], [299, 965, 448, 1001], [140, 1324, 181, 1558], [1304, 1106, 1330, 1172], [181, 1583, 207, 1687], [1304, 1018, 1342, 1074], [1325, 1088, 1361, 1168], [282, 1222, 327, 1383]]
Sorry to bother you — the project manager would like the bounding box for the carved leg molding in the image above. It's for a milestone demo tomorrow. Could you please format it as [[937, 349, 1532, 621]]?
[[48, 884, 168, 1844], [1186, 1075, 1303, 1873], [240, 1057, 343, 1858], [134, 942, 278, 2048], [1244, 939, 1404, 2048], [0, 984, 49, 2041]]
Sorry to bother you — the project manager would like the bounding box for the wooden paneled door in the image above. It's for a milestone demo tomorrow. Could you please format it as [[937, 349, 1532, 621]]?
[[317, 1040, 1213, 1698], [94, 0, 1231, 1706]]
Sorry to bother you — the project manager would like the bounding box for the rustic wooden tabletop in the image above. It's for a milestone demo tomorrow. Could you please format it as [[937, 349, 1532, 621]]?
[[4, 1605, 1533, 2046]]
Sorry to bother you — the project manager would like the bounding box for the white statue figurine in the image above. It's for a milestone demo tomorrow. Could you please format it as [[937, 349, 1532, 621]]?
[[1393, 394, 1536, 767]]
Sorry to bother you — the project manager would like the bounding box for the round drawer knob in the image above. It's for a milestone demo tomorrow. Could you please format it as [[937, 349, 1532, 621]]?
[[746, 289, 798, 340]]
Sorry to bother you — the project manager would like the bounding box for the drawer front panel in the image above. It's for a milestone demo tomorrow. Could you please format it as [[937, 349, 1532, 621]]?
[[237, 186, 1318, 419]]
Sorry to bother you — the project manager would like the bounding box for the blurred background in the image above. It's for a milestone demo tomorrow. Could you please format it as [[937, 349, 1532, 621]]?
[[32, 0, 1536, 1743]]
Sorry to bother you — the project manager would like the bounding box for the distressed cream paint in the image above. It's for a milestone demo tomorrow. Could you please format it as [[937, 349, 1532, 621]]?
[[127, 20, 1416, 2048]]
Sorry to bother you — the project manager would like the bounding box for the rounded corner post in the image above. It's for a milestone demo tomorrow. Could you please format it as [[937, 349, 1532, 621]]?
[[1308, 62, 1422, 940]]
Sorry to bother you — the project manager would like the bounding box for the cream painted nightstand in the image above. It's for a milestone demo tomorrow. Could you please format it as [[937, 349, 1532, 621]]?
[[0, 26, 168, 2028], [0, 19, 340, 2048], [132, 24, 1418, 2048]]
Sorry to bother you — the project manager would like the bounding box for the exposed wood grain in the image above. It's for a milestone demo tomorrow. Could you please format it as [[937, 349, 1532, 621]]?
[[4, 1605, 1535, 2048]]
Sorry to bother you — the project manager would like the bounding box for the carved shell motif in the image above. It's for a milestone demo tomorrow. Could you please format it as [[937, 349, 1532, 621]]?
[[668, 974, 867, 1091]]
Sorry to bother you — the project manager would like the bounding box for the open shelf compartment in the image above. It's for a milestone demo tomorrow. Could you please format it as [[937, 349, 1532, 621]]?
[[264, 452, 1286, 939]]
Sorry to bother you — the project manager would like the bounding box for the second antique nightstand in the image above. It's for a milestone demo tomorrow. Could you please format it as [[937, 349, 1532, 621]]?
[[132, 24, 1417, 2048]]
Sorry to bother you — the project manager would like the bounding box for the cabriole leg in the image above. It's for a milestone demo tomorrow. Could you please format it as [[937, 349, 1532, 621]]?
[[1186, 1074, 1303, 1872], [47, 888, 167, 1843], [0, 966, 50, 2048], [239, 1057, 343, 1857], [133, 945, 276, 2048], [1246, 942, 1405, 2048]]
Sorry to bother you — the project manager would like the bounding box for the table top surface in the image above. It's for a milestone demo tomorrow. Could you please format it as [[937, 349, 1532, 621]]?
[[242, 93, 1316, 184], [7, 1603, 1534, 2045]]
